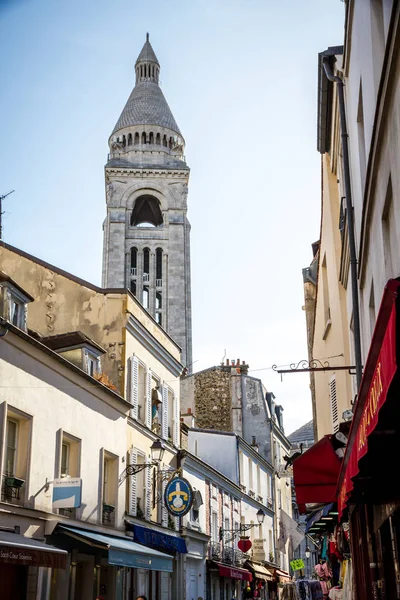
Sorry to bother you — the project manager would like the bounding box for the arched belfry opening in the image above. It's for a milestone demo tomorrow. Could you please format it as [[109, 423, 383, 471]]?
[[131, 195, 163, 227]]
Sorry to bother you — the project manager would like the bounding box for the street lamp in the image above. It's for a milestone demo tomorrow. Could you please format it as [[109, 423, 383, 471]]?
[[220, 509, 266, 541], [305, 546, 311, 578], [305, 547, 311, 559], [150, 439, 166, 463], [119, 439, 167, 481]]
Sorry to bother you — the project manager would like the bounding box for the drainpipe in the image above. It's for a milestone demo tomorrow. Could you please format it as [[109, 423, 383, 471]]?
[[322, 57, 363, 391]]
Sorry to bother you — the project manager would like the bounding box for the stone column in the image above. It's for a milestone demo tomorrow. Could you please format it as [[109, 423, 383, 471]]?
[[136, 249, 143, 304]]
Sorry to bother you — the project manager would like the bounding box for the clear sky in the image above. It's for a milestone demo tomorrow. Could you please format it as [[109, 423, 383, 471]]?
[[0, 0, 345, 435]]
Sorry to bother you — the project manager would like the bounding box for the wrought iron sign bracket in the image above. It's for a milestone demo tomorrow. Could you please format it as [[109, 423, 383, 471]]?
[[272, 359, 359, 381]]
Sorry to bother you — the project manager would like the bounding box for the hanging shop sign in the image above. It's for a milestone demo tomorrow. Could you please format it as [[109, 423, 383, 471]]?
[[290, 559, 305, 571], [252, 538, 266, 562], [164, 477, 193, 517], [52, 478, 82, 509], [237, 537, 252, 553]]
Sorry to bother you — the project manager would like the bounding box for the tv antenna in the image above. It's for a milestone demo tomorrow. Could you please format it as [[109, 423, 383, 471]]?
[[0, 190, 15, 240]]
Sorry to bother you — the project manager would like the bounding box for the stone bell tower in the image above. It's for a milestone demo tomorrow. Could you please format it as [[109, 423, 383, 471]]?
[[102, 34, 192, 369]]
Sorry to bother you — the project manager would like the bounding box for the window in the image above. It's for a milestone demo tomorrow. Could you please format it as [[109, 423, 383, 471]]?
[[131, 195, 163, 227], [85, 350, 100, 376], [322, 254, 331, 337], [357, 80, 367, 192], [61, 442, 69, 477], [369, 281, 376, 338], [9, 298, 25, 329], [257, 465, 261, 495], [5, 419, 18, 475], [143, 287, 149, 310], [102, 451, 118, 525], [212, 511, 218, 541], [248, 457, 253, 490]]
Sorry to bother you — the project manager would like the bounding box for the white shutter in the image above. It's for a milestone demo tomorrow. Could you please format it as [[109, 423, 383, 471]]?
[[145, 368, 152, 428], [130, 356, 139, 420], [162, 384, 168, 440], [329, 376, 339, 433], [128, 448, 137, 516], [173, 392, 179, 447], [145, 457, 152, 521], [161, 479, 168, 527]]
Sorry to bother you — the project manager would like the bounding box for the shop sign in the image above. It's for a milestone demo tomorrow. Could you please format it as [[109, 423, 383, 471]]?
[[339, 300, 397, 517], [164, 477, 193, 517], [53, 478, 82, 509], [290, 559, 304, 571], [131, 524, 187, 553], [218, 564, 252, 581], [0, 545, 66, 569], [252, 538, 265, 561]]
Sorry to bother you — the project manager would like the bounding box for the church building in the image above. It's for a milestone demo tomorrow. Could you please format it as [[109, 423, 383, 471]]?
[[102, 34, 192, 369]]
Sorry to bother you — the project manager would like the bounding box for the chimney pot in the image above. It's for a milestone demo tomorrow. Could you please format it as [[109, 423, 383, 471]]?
[[187, 407, 192, 414]]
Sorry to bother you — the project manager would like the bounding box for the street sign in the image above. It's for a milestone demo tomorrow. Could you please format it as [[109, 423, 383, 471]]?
[[52, 478, 82, 509]]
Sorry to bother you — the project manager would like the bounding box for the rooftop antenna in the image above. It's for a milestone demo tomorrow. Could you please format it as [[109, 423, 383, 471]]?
[[0, 190, 15, 240]]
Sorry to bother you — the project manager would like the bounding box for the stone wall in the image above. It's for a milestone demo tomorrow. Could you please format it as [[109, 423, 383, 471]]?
[[193, 368, 232, 431]]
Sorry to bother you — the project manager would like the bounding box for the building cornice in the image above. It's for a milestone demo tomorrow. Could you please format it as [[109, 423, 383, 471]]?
[[106, 167, 189, 179], [126, 314, 184, 377]]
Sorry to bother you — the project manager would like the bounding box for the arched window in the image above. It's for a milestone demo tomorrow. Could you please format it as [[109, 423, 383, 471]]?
[[156, 133, 161, 145], [156, 248, 162, 284], [140, 65, 143, 78], [131, 247, 137, 275], [149, 132, 154, 144], [144, 65, 147, 78], [168, 137, 173, 149], [162, 135, 167, 147], [130, 280, 137, 296], [143, 286, 149, 309], [142, 132, 146, 144], [156, 292, 162, 309], [122, 135, 126, 147], [128, 133, 132, 146], [143, 248, 150, 281], [134, 132, 140, 145], [155, 312, 162, 326], [131, 195, 163, 227]]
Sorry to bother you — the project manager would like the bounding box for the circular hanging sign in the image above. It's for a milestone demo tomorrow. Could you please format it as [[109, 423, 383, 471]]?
[[164, 477, 193, 517]]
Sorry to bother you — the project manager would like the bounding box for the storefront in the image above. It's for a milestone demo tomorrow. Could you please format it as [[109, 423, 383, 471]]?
[[49, 524, 174, 600], [336, 279, 400, 600], [245, 561, 274, 600], [126, 522, 188, 600], [0, 529, 67, 600], [207, 561, 252, 600]]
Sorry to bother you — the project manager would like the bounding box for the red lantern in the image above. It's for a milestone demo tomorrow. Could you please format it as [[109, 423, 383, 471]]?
[[237, 537, 252, 553]]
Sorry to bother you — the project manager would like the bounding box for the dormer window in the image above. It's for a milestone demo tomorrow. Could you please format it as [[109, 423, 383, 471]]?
[[0, 272, 33, 332], [39, 331, 105, 377]]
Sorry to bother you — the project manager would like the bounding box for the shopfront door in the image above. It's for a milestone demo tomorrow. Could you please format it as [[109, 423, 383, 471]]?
[[0, 563, 27, 600]]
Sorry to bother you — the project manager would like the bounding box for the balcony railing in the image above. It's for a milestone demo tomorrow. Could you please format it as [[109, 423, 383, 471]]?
[[1, 474, 25, 504], [130, 267, 137, 276], [156, 278, 162, 287], [209, 541, 222, 560], [222, 546, 234, 564], [143, 273, 149, 282]]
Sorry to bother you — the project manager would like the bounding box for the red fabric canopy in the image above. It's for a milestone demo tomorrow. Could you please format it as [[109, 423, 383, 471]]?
[[214, 562, 252, 581], [337, 279, 400, 518], [293, 435, 341, 513]]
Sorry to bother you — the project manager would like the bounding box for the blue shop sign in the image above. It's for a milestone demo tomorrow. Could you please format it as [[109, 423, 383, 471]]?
[[131, 524, 187, 554], [164, 477, 193, 517]]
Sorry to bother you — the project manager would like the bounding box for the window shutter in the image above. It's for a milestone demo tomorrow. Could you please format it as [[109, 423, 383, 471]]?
[[162, 384, 168, 440], [130, 356, 139, 420], [161, 479, 168, 527], [145, 457, 152, 521], [128, 448, 137, 516], [329, 376, 339, 433], [173, 392, 179, 447], [145, 368, 152, 428]]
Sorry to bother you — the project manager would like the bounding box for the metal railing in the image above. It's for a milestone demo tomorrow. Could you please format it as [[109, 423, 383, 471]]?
[[156, 278, 162, 287], [143, 273, 149, 282], [130, 267, 137, 276], [209, 541, 222, 560]]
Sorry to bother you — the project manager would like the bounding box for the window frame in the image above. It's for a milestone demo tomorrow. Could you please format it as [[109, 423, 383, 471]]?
[[5, 418, 18, 476]]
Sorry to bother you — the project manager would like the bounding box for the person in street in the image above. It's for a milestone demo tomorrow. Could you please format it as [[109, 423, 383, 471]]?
[[136, 596, 147, 600]]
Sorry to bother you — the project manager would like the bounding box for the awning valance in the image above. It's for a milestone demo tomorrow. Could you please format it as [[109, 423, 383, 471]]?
[[293, 436, 341, 512], [126, 522, 187, 554], [338, 279, 400, 518], [245, 561, 274, 581], [59, 526, 173, 572], [274, 568, 291, 582], [0, 531, 67, 569], [212, 561, 252, 581]]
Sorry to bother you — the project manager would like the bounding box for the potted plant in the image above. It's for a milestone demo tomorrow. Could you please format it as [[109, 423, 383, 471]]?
[[5, 476, 25, 489], [103, 503, 115, 514]]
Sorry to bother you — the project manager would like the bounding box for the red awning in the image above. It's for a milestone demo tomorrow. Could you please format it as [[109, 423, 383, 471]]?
[[337, 279, 400, 518], [293, 435, 341, 513], [213, 562, 252, 581]]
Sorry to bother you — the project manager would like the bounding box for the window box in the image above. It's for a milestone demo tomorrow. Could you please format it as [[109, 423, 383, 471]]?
[[5, 476, 25, 489]]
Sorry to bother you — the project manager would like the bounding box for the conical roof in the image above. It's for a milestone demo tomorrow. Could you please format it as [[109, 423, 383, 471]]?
[[135, 33, 159, 66], [111, 81, 181, 136]]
